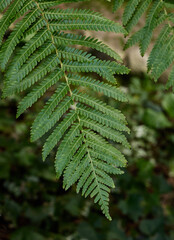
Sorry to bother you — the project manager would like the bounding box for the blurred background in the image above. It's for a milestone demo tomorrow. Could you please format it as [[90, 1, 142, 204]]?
[[0, 1, 174, 239]]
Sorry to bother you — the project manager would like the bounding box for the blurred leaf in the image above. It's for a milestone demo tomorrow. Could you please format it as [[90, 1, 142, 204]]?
[[65, 195, 82, 216], [0, 156, 10, 179], [150, 233, 170, 240], [162, 93, 174, 118], [169, 160, 174, 177], [78, 222, 98, 240], [24, 204, 54, 223], [139, 218, 163, 235], [137, 159, 155, 181], [107, 220, 132, 240], [118, 193, 144, 221], [3, 198, 21, 225], [152, 175, 172, 194], [143, 108, 172, 129], [10, 227, 45, 240]]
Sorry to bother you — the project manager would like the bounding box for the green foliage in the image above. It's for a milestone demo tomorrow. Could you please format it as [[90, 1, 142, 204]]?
[[0, 0, 130, 219], [112, 0, 174, 84], [0, 74, 174, 239]]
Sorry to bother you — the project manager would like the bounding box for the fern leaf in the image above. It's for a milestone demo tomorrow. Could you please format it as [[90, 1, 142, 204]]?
[[131, 8, 167, 56], [124, 28, 144, 49], [0, 9, 40, 70], [0, 0, 13, 12], [57, 46, 96, 62], [123, 0, 141, 26], [0, 0, 130, 219], [150, 35, 174, 81], [68, 74, 128, 101], [73, 92, 126, 123], [39, 0, 88, 9], [55, 134, 83, 178], [49, 19, 126, 34], [113, 0, 174, 83], [3, 55, 60, 96], [166, 65, 174, 91], [77, 104, 130, 133], [6, 29, 50, 78], [147, 24, 171, 71], [13, 43, 55, 82], [81, 117, 130, 148], [17, 70, 64, 117], [63, 145, 87, 189], [126, 0, 152, 32], [84, 130, 127, 167], [89, 150, 124, 174], [31, 96, 73, 142], [32, 83, 69, 131], [0, 0, 26, 44], [76, 153, 112, 220], [113, 0, 124, 12], [44, 8, 115, 24], [54, 32, 122, 62], [43, 112, 78, 160]]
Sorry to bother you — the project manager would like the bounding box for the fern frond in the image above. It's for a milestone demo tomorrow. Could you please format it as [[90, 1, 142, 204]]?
[[125, 0, 152, 32], [54, 32, 122, 62], [62, 59, 129, 83], [68, 74, 128, 101], [31, 96, 73, 141], [49, 19, 127, 33], [44, 8, 115, 24], [55, 134, 83, 178], [76, 152, 113, 220], [113, 0, 174, 83], [0, 0, 130, 219], [147, 25, 171, 72], [139, 1, 166, 56], [122, 0, 141, 26], [0, 9, 41, 70], [84, 130, 127, 167], [39, 0, 89, 9], [17, 70, 64, 117], [80, 117, 130, 148], [6, 29, 50, 78], [57, 46, 96, 62], [3, 54, 60, 96], [63, 145, 87, 189], [150, 34, 174, 81], [89, 150, 124, 174], [0, 0, 26, 44], [32, 83, 69, 131], [113, 0, 124, 12], [166, 65, 174, 91], [43, 111, 78, 160], [0, 0, 13, 12], [124, 28, 144, 49], [13, 43, 55, 82], [73, 92, 126, 122], [77, 104, 130, 133]]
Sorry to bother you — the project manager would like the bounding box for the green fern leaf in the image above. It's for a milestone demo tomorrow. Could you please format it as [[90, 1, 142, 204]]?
[[113, 0, 124, 12], [113, 0, 174, 83], [166, 65, 174, 91], [0, 0, 130, 220], [54, 32, 122, 62], [68, 74, 128, 101], [122, 0, 141, 26]]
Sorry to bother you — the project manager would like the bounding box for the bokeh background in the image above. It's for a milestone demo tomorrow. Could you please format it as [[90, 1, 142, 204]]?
[[0, 1, 174, 239]]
